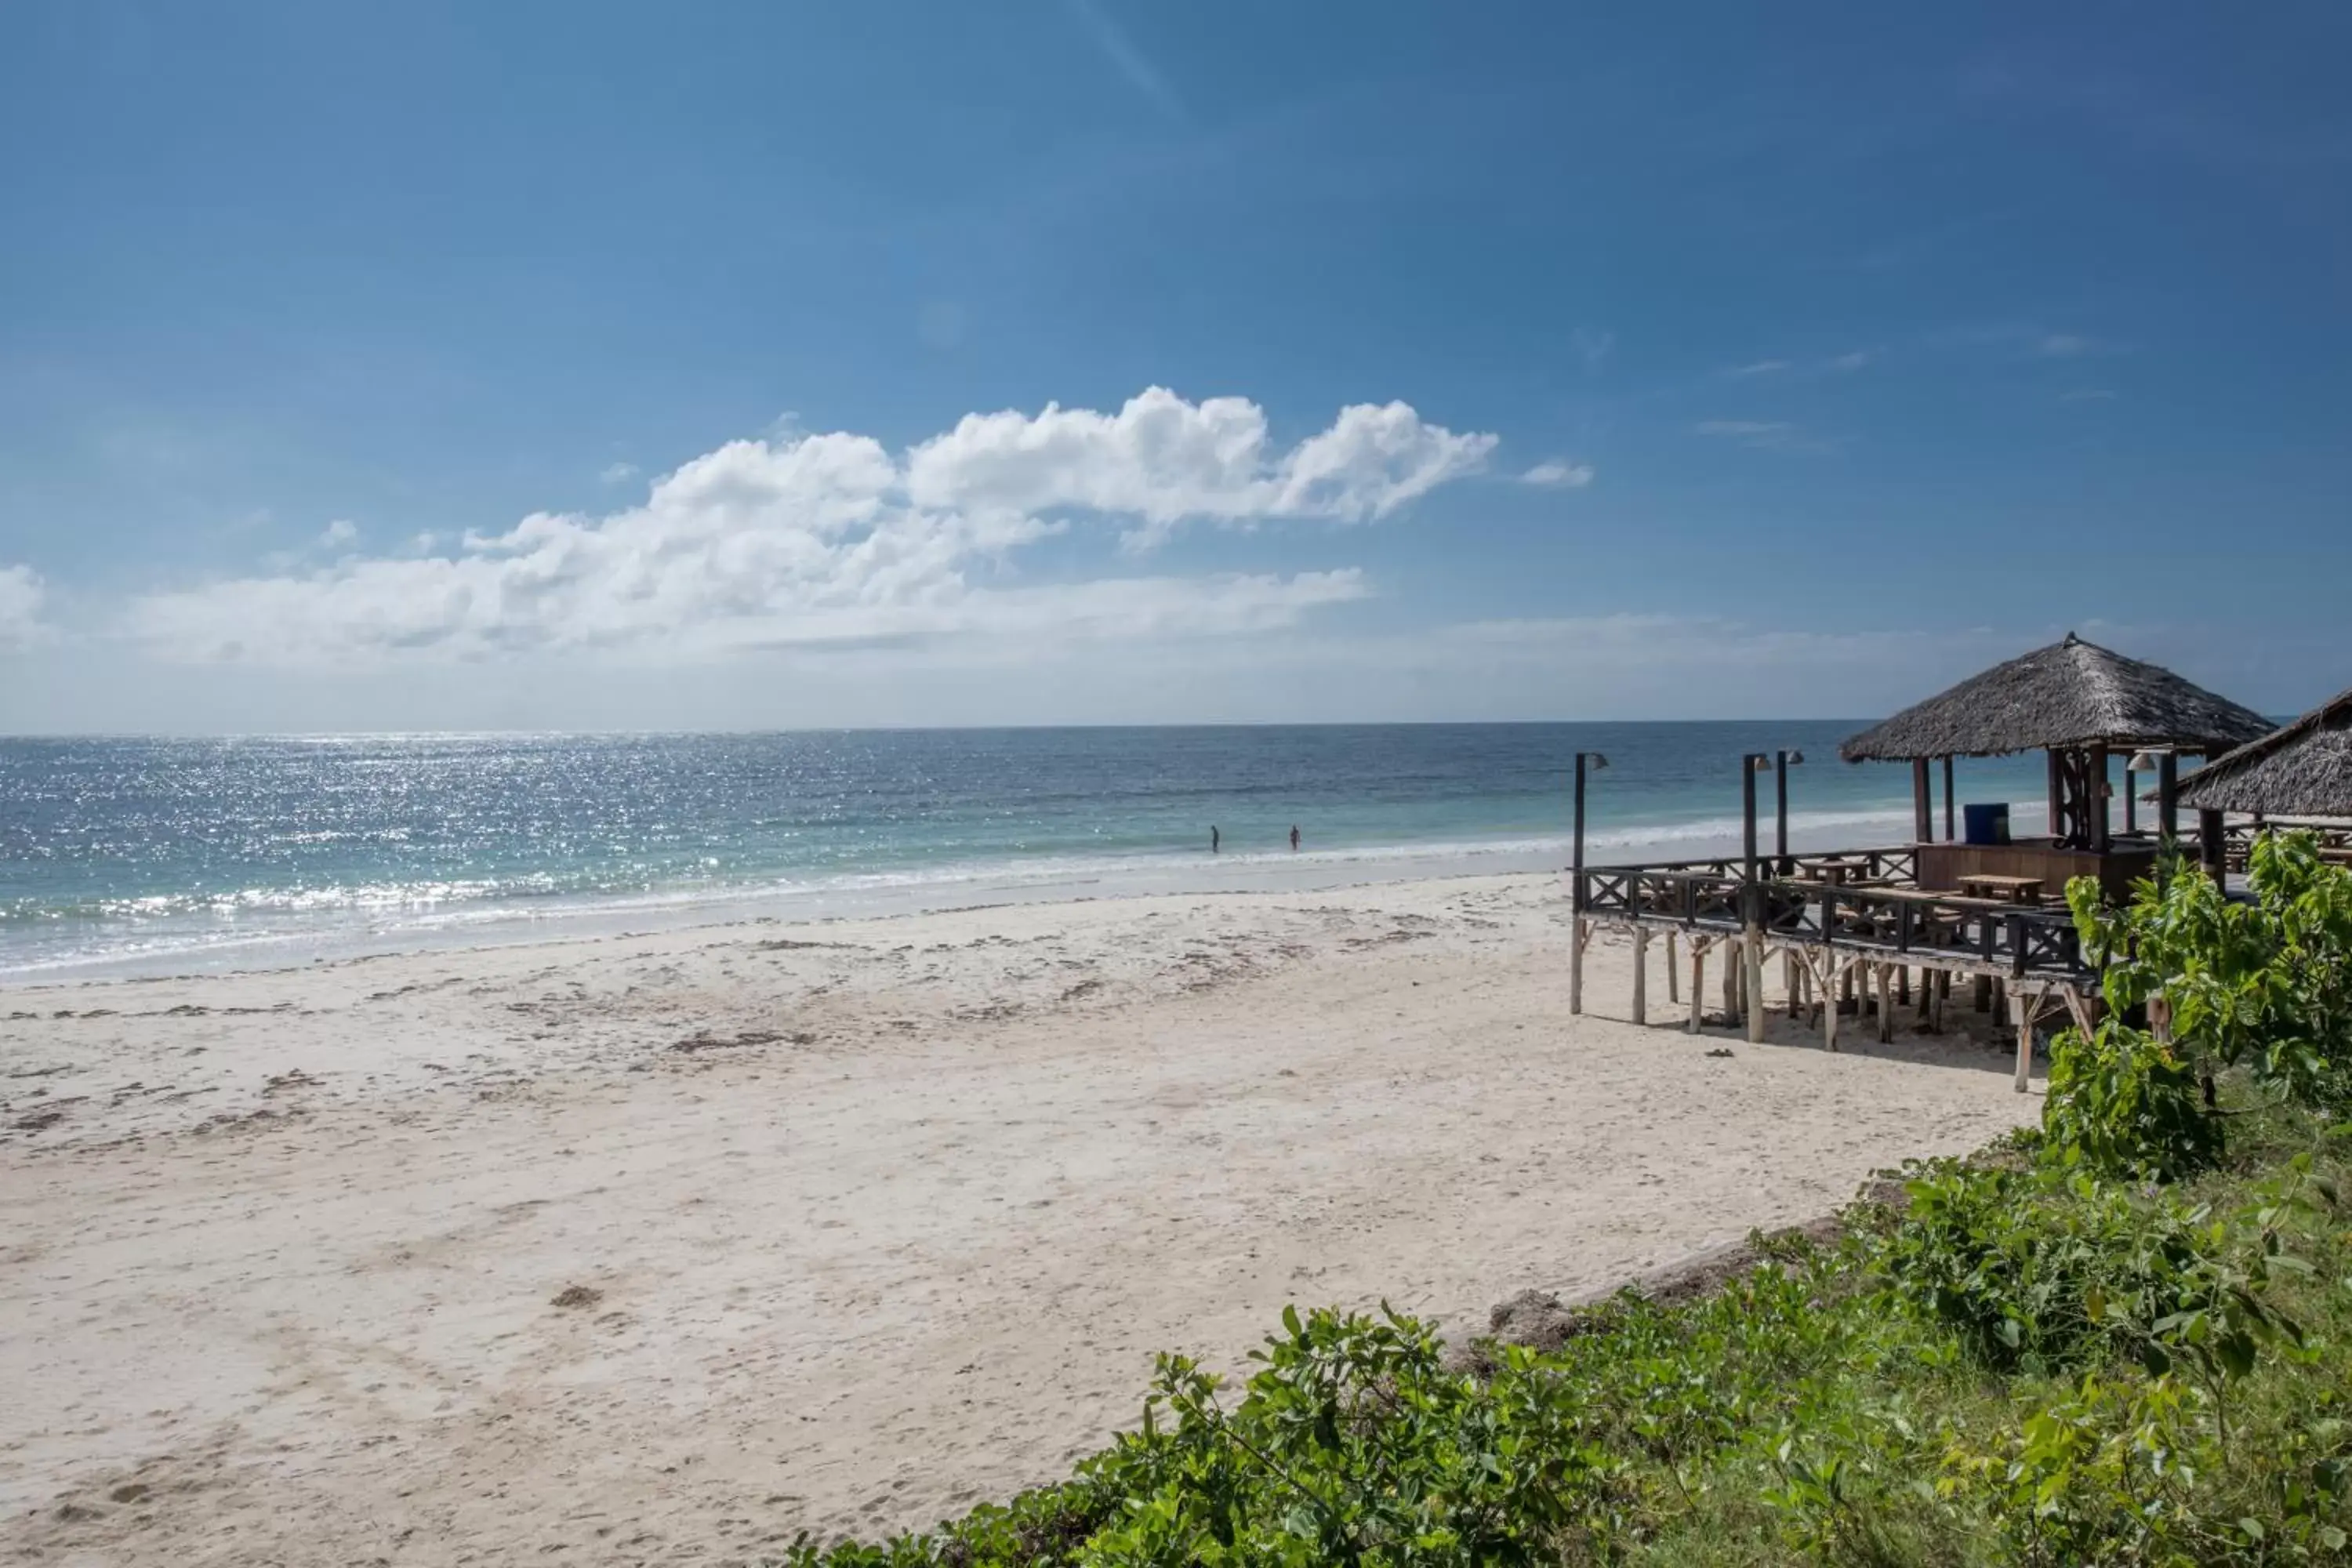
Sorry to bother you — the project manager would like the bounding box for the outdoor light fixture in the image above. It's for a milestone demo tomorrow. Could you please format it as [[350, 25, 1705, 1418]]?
[[2127, 751, 2162, 774], [1785, 750, 1806, 766]]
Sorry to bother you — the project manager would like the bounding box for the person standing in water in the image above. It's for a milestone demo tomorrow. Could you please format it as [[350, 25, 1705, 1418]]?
[[1289, 824, 1301, 852], [1210, 826, 1220, 855]]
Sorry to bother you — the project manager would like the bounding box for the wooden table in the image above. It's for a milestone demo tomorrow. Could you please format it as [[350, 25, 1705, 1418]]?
[[1957, 873, 2045, 904]]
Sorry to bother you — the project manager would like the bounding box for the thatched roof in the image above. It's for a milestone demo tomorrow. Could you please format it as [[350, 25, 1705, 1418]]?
[[2174, 687, 2352, 818], [1840, 633, 2273, 763]]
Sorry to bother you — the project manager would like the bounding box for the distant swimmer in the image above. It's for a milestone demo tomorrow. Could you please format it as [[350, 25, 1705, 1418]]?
[[1210, 826, 1220, 855], [1289, 824, 1301, 852]]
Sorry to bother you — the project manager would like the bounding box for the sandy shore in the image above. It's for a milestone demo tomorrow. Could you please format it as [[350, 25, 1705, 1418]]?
[[1, 873, 2035, 1564]]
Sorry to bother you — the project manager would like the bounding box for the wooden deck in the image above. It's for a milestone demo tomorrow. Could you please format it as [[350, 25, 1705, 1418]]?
[[1568, 846, 2100, 1094]]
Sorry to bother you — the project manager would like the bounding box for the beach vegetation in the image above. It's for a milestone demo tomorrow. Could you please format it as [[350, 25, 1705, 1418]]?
[[782, 833, 2352, 1566]]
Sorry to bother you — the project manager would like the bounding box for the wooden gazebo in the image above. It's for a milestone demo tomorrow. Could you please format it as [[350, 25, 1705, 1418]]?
[[1840, 633, 2272, 898]]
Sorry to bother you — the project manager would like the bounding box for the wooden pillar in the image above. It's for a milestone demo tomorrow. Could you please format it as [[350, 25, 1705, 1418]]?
[[1896, 965, 1911, 1006], [2089, 742, 2110, 853], [1774, 753, 1791, 870], [1689, 941, 1708, 1034], [2199, 808, 2227, 884], [1569, 918, 1587, 1015], [2010, 990, 2036, 1093], [1632, 927, 1651, 1024], [2158, 753, 2179, 843], [2123, 767, 2137, 835], [1972, 974, 1991, 1013], [1821, 960, 1839, 1051], [1744, 936, 1764, 1044], [1912, 757, 1933, 844], [1876, 965, 1895, 1044], [2046, 750, 2063, 843], [1942, 755, 1955, 841], [1721, 937, 1740, 1024], [1785, 952, 1802, 1021]]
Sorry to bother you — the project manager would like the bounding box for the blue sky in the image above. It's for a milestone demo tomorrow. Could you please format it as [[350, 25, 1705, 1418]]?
[[2, 0, 2347, 731]]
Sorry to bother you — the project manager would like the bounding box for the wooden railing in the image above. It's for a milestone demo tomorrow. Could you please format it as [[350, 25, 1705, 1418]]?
[[1573, 846, 2091, 982]]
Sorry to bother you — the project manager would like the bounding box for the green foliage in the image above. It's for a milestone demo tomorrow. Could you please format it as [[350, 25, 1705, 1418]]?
[[2043, 1019, 2224, 1181], [2074, 833, 2352, 1113]]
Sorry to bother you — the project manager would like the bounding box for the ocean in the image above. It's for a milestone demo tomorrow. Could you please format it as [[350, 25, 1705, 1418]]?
[[0, 724, 2053, 981]]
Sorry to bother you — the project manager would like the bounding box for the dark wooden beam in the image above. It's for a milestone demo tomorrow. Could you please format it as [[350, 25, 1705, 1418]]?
[[1912, 757, 1933, 844], [1942, 755, 1955, 841]]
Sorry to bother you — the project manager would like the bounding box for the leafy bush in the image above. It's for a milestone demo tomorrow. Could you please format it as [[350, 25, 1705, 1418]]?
[[2043, 1018, 2224, 1181]]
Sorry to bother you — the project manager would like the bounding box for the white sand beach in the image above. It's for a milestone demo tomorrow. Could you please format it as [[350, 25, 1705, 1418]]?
[[1, 872, 2035, 1564]]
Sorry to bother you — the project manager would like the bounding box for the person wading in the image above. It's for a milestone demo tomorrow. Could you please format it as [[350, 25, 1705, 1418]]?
[[1289, 825, 1300, 852]]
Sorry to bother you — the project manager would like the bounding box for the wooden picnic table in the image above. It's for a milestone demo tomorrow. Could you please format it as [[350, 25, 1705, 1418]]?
[[1957, 873, 2045, 904]]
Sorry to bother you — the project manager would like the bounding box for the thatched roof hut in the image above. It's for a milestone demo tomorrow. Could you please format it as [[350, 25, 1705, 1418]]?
[[2176, 688, 2352, 819], [1840, 633, 2273, 763]]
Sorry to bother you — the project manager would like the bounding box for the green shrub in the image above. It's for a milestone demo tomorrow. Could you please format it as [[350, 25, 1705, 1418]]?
[[2044, 1018, 2224, 1182]]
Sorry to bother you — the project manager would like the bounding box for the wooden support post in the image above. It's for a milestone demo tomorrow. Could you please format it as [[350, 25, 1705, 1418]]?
[[2199, 808, 2227, 884], [1876, 964, 1895, 1044], [1722, 936, 1740, 1022], [1839, 963, 1855, 1012], [1972, 974, 1991, 1013], [1744, 930, 1765, 1044], [2158, 753, 2179, 844], [1942, 754, 1955, 841], [1917, 966, 1936, 1031], [1822, 967, 1839, 1051], [2123, 767, 2137, 836], [1632, 927, 1649, 1025], [2089, 742, 2110, 853], [1912, 757, 1933, 844], [2046, 750, 2063, 844], [1664, 931, 1679, 1004], [1689, 939, 1708, 1034], [2010, 988, 2040, 1094], [1569, 918, 1587, 1016], [1896, 965, 1911, 1006]]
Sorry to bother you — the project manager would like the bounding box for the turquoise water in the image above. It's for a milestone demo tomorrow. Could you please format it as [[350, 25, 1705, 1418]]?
[[0, 724, 2053, 979]]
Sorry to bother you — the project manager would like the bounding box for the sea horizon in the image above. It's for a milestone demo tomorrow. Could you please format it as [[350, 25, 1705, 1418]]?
[[0, 721, 2062, 983]]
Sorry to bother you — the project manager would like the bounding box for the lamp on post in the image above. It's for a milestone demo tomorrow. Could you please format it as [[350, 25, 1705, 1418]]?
[[1571, 752, 1609, 910], [1568, 752, 1609, 1016], [1739, 754, 1773, 1044], [1774, 749, 1804, 871]]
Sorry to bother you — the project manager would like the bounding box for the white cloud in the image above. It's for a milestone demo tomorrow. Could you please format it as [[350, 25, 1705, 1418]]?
[[0, 564, 46, 650], [121, 390, 1478, 666], [599, 462, 640, 485], [1520, 459, 1595, 488], [319, 519, 360, 550], [1829, 349, 1875, 372], [905, 387, 1494, 549], [1723, 359, 1790, 378]]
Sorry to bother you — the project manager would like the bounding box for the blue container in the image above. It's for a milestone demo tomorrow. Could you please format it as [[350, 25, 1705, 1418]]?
[[1963, 803, 2011, 846]]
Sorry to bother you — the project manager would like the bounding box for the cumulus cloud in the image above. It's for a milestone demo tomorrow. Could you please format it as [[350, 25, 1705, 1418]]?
[[318, 519, 360, 550], [599, 462, 640, 485], [1519, 460, 1595, 488], [906, 387, 1494, 549], [122, 390, 1476, 666], [0, 564, 45, 649]]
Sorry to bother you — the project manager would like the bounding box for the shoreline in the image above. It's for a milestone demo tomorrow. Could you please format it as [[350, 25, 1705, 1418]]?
[[0, 866, 2038, 1559], [1, 805, 1944, 987]]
